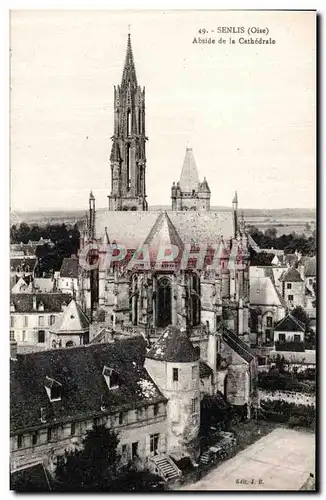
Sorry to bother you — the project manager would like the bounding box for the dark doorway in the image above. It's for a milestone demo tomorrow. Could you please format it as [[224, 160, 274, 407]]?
[[132, 441, 139, 458], [157, 278, 171, 327]]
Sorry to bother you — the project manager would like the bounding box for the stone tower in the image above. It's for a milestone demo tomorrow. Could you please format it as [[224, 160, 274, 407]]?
[[108, 34, 148, 211], [171, 147, 211, 211]]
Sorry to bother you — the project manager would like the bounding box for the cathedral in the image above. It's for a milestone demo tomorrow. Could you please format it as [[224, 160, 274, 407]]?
[[78, 34, 257, 455]]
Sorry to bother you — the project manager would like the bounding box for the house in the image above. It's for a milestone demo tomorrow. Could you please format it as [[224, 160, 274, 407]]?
[[10, 293, 72, 353], [279, 267, 305, 309], [58, 256, 79, 296], [10, 325, 258, 477], [49, 299, 90, 348], [10, 336, 168, 474], [249, 267, 287, 347], [273, 313, 305, 352], [10, 256, 38, 290]]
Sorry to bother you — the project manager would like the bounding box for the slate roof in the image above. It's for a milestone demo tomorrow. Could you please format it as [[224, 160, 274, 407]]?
[[50, 299, 90, 333], [11, 293, 72, 313], [274, 314, 305, 332], [279, 267, 303, 282], [143, 211, 184, 251], [222, 329, 253, 363], [96, 210, 233, 249], [60, 257, 79, 279], [11, 463, 52, 492], [199, 360, 213, 378], [179, 148, 200, 193], [146, 325, 200, 363], [10, 257, 37, 272], [10, 336, 166, 434], [301, 256, 316, 277]]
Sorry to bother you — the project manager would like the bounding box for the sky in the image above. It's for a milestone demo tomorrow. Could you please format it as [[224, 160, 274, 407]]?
[[10, 10, 316, 212]]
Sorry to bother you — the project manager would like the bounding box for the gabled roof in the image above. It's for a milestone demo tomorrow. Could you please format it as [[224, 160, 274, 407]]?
[[10, 336, 166, 433], [11, 293, 71, 313], [179, 148, 200, 193], [279, 267, 303, 282], [222, 329, 253, 363], [50, 299, 90, 333], [274, 314, 305, 332], [96, 210, 233, 249], [143, 211, 184, 251], [146, 325, 199, 363], [60, 257, 79, 279], [11, 277, 28, 294]]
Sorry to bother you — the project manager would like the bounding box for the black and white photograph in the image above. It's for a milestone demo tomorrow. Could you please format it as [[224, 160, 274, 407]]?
[[9, 9, 316, 492]]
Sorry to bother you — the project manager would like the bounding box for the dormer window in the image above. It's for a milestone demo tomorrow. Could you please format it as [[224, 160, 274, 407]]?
[[38, 301, 44, 312], [103, 366, 119, 389], [45, 376, 62, 402]]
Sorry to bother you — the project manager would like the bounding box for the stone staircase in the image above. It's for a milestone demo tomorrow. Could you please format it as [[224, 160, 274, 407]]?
[[150, 454, 181, 482]]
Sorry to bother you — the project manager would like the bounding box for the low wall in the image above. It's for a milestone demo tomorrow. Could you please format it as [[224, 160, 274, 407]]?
[[258, 389, 315, 408]]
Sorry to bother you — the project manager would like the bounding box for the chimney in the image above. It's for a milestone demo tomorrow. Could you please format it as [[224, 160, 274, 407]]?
[[32, 295, 37, 311], [10, 341, 17, 361]]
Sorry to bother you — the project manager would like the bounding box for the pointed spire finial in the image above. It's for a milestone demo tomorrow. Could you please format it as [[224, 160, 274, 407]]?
[[122, 32, 137, 86]]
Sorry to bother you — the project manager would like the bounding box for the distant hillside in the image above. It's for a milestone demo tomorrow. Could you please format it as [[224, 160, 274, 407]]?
[[11, 206, 316, 227]]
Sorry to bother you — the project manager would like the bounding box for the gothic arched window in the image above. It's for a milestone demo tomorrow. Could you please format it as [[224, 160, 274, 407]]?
[[157, 278, 172, 328], [129, 274, 138, 325], [127, 109, 132, 137], [189, 273, 201, 326]]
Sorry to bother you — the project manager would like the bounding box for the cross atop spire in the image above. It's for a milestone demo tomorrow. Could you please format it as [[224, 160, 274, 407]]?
[[121, 33, 137, 87]]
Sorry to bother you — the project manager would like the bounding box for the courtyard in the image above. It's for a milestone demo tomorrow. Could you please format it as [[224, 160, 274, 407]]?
[[180, 427, 315, 491]]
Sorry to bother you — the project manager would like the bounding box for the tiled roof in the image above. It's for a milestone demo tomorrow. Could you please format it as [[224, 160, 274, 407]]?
[[60, 257, 79, 279], [146, 325, 200, 363], [274, 314, 305, 332], [96, 210, 233, 248], [179, 148, 200, 193], [279, 267, 303, 282], [11, 293, 72, 313], [10, 336, 166, 433], [50, 299, 90, 333], [222, 329, 253, 363]]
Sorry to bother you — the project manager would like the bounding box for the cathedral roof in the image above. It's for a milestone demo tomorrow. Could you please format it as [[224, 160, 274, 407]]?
[[179, 147, 200, 193], [146, 325, 200, 363], [96, 210, 233, 249], [50, 299, 90, 334], [143, 211, 184, 250], [121, 33, 137, 87]]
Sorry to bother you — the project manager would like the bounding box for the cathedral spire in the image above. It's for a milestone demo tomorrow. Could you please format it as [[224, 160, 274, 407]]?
[[121, 33, 137, 87]]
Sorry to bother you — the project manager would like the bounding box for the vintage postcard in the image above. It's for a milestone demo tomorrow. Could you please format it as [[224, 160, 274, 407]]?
[[9, 10, 316, 492]]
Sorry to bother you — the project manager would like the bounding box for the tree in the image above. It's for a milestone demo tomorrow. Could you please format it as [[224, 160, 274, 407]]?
[[54, 424, 120, 492], [291, 306, 310, 329]]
